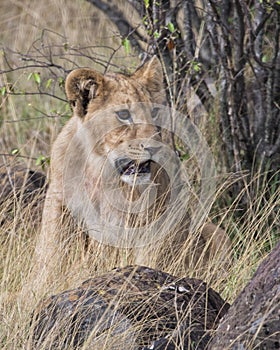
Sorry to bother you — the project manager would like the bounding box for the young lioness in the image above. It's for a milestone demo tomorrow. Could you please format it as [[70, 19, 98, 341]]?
[[30, 57, 231, 293]]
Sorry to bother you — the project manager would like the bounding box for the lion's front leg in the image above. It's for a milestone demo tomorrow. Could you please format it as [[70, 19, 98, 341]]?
[[23, 186, 65, 301]]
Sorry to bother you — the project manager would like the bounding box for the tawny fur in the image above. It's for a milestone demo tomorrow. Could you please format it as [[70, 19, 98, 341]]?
[[29, 57, 231, 295]]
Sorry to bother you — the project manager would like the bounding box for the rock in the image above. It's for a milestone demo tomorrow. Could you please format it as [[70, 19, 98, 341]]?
[[0, 164, 46, 225], [30, 265, 229, 349], [208, 241, 280, 350]]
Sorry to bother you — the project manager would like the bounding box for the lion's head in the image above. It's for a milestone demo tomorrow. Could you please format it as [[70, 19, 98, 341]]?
[[64, 56, 173, 187]]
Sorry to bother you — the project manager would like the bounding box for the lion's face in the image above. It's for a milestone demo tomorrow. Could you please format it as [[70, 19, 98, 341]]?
[[98, 104, 164, 186], [65, 57, 168, 187]]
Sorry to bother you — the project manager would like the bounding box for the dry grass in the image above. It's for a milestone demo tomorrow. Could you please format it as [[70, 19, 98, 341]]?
[[0, 166, 278, 349], [0, 1, 279, 349]]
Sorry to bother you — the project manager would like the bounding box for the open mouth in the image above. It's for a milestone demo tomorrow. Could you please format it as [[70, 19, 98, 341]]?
[[115, 158, 151, 177]]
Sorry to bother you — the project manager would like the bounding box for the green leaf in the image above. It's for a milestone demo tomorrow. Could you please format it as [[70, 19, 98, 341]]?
[[180, 152, 190, 161], [144, 0, 149, 8], [33, 72, 41, 85], [27, 72, 41, 85], [1, 86, 6, 96], [122, 37, 131, 55], [154, 30, 160, 39], [11, 148, 19, 155], [142, 15, 148, 26], [167, 22, 175, 33], [193, 62, 201, 72], [46, 79, 53, 89], [36, 155, 45, 166], [58, 77, 65, 88], [36, 155, 50, 170], [262, 55, 268, 63]]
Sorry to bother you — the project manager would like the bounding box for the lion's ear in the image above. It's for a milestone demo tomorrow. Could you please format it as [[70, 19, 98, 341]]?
[[65, 68, 104, 118], [133, 56, 165, 103]]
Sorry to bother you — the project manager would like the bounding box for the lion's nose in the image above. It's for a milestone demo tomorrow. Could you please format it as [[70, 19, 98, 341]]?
[[143, 146, 161, 156]]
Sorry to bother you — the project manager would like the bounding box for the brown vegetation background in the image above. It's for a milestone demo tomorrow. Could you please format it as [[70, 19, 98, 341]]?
[[0, 1, 279, 349]]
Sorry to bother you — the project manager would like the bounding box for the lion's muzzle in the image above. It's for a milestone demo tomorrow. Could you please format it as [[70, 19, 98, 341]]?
[[115, 157, 151, 176], [115, 157, 153, 185]]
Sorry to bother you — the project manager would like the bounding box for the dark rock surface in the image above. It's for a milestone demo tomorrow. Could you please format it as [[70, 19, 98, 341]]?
[[209, 241, 280, 350], [30, 265, 229, 349], [0, 164, 46, 225]]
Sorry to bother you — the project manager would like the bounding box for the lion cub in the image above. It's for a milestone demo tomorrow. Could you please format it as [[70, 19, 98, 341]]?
[[30, 57, 231, 294]]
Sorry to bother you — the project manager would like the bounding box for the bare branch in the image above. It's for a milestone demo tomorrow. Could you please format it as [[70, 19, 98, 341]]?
[[86, 0, 146, 53]]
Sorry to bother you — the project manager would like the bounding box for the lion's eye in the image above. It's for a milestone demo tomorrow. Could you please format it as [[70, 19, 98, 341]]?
[[151, 107, 160, 119], [116, 109, 131, 122]]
